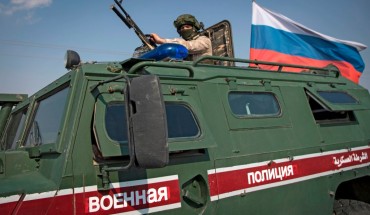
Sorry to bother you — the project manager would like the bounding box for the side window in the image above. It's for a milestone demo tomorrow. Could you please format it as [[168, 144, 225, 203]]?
[[228, 92, 280, 117], [25, 87, 69, 147], [104, 103, 128, 143], [94, 83, 209, 158], [2, 108, 28, 150], [166, 103, 200, 138], [104, 103, 200, 142], [306, 91, 358, 123], [317, 91, 358, 104]]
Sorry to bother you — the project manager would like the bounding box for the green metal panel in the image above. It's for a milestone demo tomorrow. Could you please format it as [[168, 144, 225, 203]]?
[[279, 86, 323, 148], [0, 94, 27, 105]]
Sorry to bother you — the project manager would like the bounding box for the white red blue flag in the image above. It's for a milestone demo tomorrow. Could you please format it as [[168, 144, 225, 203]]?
[[250, 2, 367, 83]]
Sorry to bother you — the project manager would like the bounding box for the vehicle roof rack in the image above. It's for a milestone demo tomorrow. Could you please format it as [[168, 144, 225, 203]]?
[[193, 55, 340, 78]]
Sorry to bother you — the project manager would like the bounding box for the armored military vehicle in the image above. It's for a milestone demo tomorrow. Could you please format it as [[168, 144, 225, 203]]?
[[1, 1, 370, 215]]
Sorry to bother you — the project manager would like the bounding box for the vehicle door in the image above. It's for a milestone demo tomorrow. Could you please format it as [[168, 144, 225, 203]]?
[[89, 77, 217, 214]]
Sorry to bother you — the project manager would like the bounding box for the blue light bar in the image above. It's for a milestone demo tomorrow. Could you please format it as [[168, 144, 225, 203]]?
[[139, 43, 188, 61]]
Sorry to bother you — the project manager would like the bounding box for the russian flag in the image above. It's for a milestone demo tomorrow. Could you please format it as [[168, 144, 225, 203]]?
[[250, 2, 367, 83]]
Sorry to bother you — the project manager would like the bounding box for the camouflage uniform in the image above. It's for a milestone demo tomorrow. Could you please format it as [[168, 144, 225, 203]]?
[[163, 34, 212, 61]]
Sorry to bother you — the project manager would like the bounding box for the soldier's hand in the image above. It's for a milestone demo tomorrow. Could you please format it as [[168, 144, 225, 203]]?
[[150, 33, 165, 44]]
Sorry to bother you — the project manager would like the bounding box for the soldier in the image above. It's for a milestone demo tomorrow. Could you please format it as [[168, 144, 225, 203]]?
[[150, 14, 212, 61]]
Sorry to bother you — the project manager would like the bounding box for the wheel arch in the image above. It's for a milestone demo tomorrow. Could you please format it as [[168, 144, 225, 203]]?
[[335, 176, 370, 204]]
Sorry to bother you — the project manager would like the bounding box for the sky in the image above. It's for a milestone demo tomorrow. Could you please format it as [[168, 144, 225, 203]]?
[[1, 0, 370, 95]]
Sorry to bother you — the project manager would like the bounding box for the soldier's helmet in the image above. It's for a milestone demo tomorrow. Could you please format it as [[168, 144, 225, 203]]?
[[173, 14, 201, 31]]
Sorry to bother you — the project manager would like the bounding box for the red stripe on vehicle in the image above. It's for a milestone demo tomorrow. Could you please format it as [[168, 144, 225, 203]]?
[[208, 146, 370, 201], [79, 177, 181, 214], [0, 175, 180, 214]]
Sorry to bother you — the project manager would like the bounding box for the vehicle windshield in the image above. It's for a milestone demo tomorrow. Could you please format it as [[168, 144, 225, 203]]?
[[25, 87, 69, 147]]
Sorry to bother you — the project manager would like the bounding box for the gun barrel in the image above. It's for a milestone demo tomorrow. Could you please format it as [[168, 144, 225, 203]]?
[[114, 0, 130, 17], [111, 5, 132, 29], [111, 1, 156, 50]]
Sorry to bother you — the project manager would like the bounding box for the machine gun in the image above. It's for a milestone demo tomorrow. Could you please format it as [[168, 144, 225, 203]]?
[[111, 0, 157, 51]]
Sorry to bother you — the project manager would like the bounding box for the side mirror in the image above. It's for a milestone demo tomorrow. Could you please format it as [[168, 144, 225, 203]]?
[[129, 75, 168, 168]]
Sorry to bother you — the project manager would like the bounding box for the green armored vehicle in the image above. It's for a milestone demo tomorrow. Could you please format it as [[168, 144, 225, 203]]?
[[1, 2, 370, 215]]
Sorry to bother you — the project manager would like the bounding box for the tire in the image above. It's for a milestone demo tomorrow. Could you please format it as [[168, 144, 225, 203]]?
[[333, 199, 370, 215]]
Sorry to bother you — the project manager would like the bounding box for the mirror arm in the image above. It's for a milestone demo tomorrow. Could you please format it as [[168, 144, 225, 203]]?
[[100, 75, 136, 173]]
